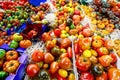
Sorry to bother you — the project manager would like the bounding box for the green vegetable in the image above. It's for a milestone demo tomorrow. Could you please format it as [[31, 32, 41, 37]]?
[[70, 24, 75, 29], [0, 49, 6, 59], [9, 40, 18, 49], [0, 71, 8, 80], [92, 64, 103, 76]]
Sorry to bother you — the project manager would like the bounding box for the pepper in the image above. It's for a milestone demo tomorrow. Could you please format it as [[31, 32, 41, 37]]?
[[108, 67, 120, 80], [92, 64, 103, 76], [0, 71, 8, 80]]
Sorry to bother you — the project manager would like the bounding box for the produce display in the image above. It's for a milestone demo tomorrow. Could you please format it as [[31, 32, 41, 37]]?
[[0, 0, 120, 80]]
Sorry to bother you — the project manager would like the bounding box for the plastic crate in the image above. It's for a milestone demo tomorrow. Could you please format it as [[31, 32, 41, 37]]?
[[29, 0, 47, 6]]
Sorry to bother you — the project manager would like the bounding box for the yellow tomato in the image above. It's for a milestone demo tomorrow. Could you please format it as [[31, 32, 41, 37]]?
[[58, 69, 68, 78]]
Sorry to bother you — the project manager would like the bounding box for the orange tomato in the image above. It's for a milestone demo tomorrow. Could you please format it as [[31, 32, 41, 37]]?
[[19, 40, 32, 48], [96, 72, 108, 80]]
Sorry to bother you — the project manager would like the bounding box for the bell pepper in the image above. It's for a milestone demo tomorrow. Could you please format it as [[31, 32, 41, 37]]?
[[0, 71, 8, 80], [98, 55, 112, 67], [9, 40, 18, 49], [92, 64, 103, 76], [108, 67, 120, 80], [0, 49, 6, 59]]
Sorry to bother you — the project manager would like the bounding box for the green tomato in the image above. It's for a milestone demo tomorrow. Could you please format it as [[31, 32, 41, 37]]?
[[9, 40, 18, 49], [51, 47, 61, 57], [0, 71, 8, 80], [70, 24, 75, 29], [13, 33, 23, 42], [0, 49, 6, 59], [20, 19, 25, 23]]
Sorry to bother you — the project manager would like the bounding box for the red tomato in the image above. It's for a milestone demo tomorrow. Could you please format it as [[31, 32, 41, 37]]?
[[42, 32, 51, 42], [96, 71, 108, 80], [76, 56, 91, 71], [82, 28, 93, 37], [54, 29, 61, 37], [97, 47, 109, 57], [74, 42, 79, 54], [79, 72, 94, 80], [26, 64, 40, 77], [74, 10, 80, 15], [110, 53, 117, 63], [59, 57, 71, 70], [31, 50, 44, 62], [67, 47, 72, 58], [57, 74, 67, 80], [50, 62, 59, 74], [61, 38, 71, 48], [44, 53, 54, 64], [104, 40, 114, 50]]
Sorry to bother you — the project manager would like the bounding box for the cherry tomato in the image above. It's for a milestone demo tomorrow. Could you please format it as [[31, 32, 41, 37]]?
[[31, 50, 44, 62], [97, 47, 109, 57], [42, 32, 51, 42], [92, 39, 103, 48], [50, 62, 59, 74], [44, 53, 54, 64], [79, 72, 94, 80], [74, 10, 80, 15], [26, 64, 40, 77], [74, 42, 79, 54], [67, 47, 72, 58], [59, 57, 71, 70], [54, 29, 61, 37]]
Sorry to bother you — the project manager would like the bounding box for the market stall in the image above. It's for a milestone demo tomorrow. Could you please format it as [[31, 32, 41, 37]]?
[[0, 0, 120, 80]]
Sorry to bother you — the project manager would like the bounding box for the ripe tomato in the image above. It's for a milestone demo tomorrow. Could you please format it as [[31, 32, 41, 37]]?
[[44, 53, 54, 64], [67, 47, 72, 58], [92, 39, 103, 48], [31, 50, 44, 62], [50, 62, 59, 74], [42, 32, 51, 42], [61, 38, 71, 48], [96, 71, 108, 80], [54, 29, 61, 37], [110, 53, 117, 63], [74, 10, 80, 15], [59, 57, 71, 70], [0, 39, 4, 46], [26, 64, 40, 77], [19, 40, 32, 48], [104, 40, 114, 50], [97, 47, 109, 57], [79, 72, 94, 80], [76, 56, 91, 71], [82, 28, 93, 37]]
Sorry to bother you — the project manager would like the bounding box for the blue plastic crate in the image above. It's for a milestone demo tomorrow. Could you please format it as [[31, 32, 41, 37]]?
[[29, 0, 47, 6]]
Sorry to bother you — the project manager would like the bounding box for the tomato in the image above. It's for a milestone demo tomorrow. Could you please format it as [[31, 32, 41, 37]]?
[[78, 38, 92, 50], [97, 47, 109, 57], [99, 55, 112, 67], [82, 28, 93, 37], [26, 64, 40, 77], [74, 42, 79, 54], [3, 60, 19, 73], [54, 29, 61, 37], [6, 50, 18, 61], [104, 40, 114, 50], [108, 68, 120, 80], [76, 56, 91, 71], [0, 39, 4, 46], [0, 59, 4, 68], [51, 46, 61, 57], [61, 38, 71, 48], [92, 39, 103, 48], [59, 57, 71, 70], [96, 72, 108, 80], [0, 49, 6, 59], [31, 50, 44, 62], [110, 53, 117, 63], [79, 72, 94, 80], [58, 69, 68, 78], [57, 74, 67, 80], [60, 53, 68, 59], [74, 10, 80, 15], [46, 41, 55, 50], [42, 32, 51, 42], [72, 15, 80, 21], [59, 23, 66, 30], [90, 56, 98, 64], [68, 73, 75, 80], [19, 40, 32, 48], [44, 53, 54, 64], [50, 62, 59, 74], [67, 47, 72, 58]]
